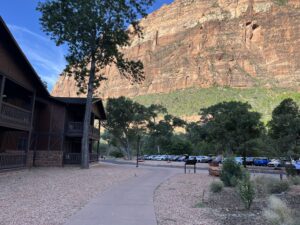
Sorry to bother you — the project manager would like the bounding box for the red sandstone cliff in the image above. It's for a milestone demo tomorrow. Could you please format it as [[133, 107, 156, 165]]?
[[52, 0, 300, 98]]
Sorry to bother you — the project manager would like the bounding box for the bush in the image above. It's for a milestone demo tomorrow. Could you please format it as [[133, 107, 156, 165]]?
[[289, 176, 300, 185], [286, 165, 298, 177], [263, 196, 294, 225], [254, 176, 290, 195], [237, 173, 255, 210], [267, 180, 290, 194], [210, 181, 224, 193], [110, 150, 124, 158], [220, 158, 245, 187]]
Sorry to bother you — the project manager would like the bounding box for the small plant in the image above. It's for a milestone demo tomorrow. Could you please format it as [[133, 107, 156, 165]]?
[[237, 173, 255, 210], [220, 158, 244, 187], [210, 180, 224, 193], [110, 150, 124, 158], [273, 0, 288, 6], [263, 196, 294, 225], [286, 165, 298, 177], [267, 179, 290, 194], [289, 176, 300, 185], [194, 202, 205, 208]]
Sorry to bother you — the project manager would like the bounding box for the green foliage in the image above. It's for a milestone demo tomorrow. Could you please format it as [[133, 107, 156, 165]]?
[[286, 165, 298, 177], [267, 179, 290, 194], [273, 0, 288, 6], [200, 101, 265, 156], [237, 172, 255, 210], [220, 158, 245, 187], [104, 97, 151, 159], [210, 181, 224, 193], [167, 137, 193, 155], [268, 98, 300, 158], [110, 150, 124, 158], [194, 202, 205, 208], [133, 87, 300, 123], [289, 176, 300, 185]]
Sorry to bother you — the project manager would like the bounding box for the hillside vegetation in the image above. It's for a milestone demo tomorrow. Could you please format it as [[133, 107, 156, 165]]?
[[133, 87, 300, 123]]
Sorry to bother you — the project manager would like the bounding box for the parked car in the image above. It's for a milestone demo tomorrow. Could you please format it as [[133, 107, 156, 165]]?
[[253, 157, 269, 166], [221, 157, 243, 165], [196, 156, 212, 163], [176, 156, 187, 162], [246, 157, 255, 165], [234, 157, 244, 165], [267, 159, 282, 168]]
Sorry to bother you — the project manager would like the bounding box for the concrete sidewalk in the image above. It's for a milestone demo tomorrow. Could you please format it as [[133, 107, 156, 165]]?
[[64, 165, 178, 225]]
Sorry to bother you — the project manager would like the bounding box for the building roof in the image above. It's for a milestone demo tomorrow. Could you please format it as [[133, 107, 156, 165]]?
[[0, 17, 107, 120], [54, 97, 107, 120], [0, 16, 50, 97]]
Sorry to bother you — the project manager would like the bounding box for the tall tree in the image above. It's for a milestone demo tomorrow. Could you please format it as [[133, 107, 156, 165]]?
[[201, 101, 264, 162], [104, 97, 150, 159], [268, 98, 300, 157], [37, 0, 154, 168]]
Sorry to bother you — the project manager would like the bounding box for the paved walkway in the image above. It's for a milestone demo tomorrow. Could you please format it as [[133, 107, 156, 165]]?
[[64, 164, 179, 225]]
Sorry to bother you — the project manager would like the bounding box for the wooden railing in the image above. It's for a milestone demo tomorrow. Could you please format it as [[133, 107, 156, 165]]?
[[0, 102, 31, 128], [67, 122, 100, 139], [0, 153, 26, 169], [63, 153, 99, 164]]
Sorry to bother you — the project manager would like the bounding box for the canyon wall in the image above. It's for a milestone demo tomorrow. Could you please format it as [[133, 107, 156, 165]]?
[[52, 0, 300, 98]]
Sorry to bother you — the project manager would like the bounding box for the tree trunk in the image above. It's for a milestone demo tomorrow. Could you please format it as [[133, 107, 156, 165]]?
[[81, 56, 96, 169]]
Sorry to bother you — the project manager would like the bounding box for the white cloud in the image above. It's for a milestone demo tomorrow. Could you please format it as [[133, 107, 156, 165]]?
[[7, 24, 66, 91]]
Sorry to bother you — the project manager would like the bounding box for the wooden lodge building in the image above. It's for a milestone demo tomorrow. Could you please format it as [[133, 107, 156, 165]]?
[[0, 17, 106, 170]]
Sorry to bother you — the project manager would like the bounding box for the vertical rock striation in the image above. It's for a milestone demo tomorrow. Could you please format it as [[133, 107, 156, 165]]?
[[52, 0, 300, 98]]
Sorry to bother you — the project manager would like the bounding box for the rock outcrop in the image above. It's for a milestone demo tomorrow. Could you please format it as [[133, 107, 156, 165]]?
[[52, 0, 300, 98]]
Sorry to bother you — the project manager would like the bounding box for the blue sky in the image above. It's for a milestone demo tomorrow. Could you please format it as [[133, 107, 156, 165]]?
[[0, 0, 173, 91]]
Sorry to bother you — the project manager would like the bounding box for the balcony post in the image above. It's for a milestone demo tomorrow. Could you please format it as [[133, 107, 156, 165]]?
[[97, 119, 100, 159], [0, 76, 6, 114], [26, 91, 36, 166]]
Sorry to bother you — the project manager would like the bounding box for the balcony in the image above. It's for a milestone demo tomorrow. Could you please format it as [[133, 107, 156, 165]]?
[[0, 102, 31, 130], [66, 122, 100, 140], [0, 152, 26, 169]]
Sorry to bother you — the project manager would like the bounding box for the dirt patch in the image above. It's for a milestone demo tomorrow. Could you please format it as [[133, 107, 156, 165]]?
[[154, 173, 300, 225]]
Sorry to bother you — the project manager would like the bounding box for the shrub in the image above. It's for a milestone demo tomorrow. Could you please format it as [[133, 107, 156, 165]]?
[[237, 173, 255, 210], [254, 176, 290, 195], [110, 150, 124, 158], [289, 176, 300, 185], [263, 196, 294, 225], [220, 158, 244, 187], [267, 180, 290, 194], [286, 165, 298, 177], [210, 181, 224, 193]]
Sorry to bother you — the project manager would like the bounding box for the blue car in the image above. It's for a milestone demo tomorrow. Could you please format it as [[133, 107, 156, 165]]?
[[253, 157, 269, 166]]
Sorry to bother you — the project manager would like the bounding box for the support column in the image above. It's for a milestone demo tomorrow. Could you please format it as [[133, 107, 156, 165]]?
[[26, 91, 36, 167], [97, 119, 100, 160], [0, 76, 6, 114]]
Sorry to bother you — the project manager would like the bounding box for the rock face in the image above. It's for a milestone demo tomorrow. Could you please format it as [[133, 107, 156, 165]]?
[[52, 0, 300, 98]]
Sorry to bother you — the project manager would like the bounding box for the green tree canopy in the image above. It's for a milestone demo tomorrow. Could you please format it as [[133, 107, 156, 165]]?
[[103, 97, 150, 159], [200, 101, 264, 158], [268, 98, 300, 157]]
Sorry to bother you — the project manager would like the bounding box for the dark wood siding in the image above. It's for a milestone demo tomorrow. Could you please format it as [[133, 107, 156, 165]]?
[[0, 41, 34, 91]]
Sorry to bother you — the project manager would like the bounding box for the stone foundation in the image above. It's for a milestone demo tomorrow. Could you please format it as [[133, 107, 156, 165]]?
[[33, 151, 63, 167]]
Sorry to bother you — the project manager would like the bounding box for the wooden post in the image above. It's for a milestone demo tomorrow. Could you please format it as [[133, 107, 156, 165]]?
[[47, 104, 53, 151], [0, 76, 6, 114], [26, 91, 36, 166]]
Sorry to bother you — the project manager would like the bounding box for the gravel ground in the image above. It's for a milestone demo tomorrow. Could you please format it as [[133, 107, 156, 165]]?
[[0, 164, 144, 225], [154, 173, 220, 225]]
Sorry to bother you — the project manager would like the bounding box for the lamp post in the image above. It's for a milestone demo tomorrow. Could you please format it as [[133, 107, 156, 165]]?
[[136, 135, 141, 168]]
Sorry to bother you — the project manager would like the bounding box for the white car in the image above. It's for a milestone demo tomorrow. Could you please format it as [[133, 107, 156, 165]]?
[[267, 159, 281, 167]]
